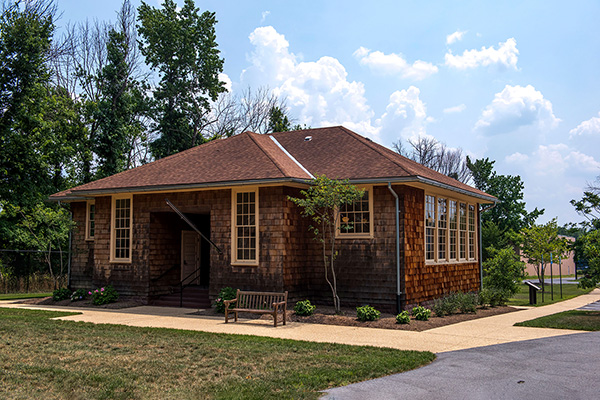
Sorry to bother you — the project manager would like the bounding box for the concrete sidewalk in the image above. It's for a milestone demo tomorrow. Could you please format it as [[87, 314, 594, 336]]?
[[2, 288, 599, 353]]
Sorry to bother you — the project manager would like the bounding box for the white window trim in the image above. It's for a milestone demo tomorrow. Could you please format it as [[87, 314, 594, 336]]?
[[336, 185, 374, 239], [110, 194, 132, 263], [231, 187, 259, 266], [85, 200, 95, 241], [425, 193, 477, 264]]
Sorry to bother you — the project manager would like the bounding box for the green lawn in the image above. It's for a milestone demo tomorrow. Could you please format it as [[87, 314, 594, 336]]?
[[515, 310, 600, 331], [507, 283, 593, 307], [0, 292, 51, 300], [0, 308, 435, 399]]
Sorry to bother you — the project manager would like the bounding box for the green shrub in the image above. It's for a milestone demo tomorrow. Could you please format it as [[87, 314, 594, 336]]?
[[458, 292, 479, 313], [479, 288, 510, 307], [356, 305, 380, 321], [412, 305, 431, 321], [52, 288, 71, 302], [396, 310, 410, 324], [293, 299, 316, 316], [214, 287, 237, 313], [483, 247, 525, 296], [432, 292, 478, 317], [70, 288, 87, 302], [89, 285, 119, 305]]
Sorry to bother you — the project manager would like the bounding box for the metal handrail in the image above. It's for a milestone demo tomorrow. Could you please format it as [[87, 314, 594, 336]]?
[[151, 264, 179, 282]]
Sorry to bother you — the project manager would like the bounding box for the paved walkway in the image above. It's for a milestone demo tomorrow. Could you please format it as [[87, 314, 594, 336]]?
[[322, 331, 600, 400], [1, 288, 599, 353]]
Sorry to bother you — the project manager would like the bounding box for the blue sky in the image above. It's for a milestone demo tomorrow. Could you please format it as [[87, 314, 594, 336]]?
[[56, 0, 600, 225]]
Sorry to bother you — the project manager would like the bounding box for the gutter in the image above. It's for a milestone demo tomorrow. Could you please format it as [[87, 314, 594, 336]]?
[[387, 182, 404, 313], [347, 176, 496, 203], [478, 202, 497, 290], [47, 177, 313, 200]]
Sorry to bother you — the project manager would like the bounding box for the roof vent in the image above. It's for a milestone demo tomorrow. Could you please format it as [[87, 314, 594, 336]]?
[[304, 136, 312, 142]]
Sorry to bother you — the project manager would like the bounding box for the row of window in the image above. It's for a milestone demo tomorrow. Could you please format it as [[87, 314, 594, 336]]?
[[85, 189, 478, 264], [425, 195, 477, 263]]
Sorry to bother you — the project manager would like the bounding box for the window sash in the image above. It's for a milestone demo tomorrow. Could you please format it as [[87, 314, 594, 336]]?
[[337, 187, 373, 238], [232, 189, 258, 264], [86, 201, 95, 240], [111, 197, 131, 262]]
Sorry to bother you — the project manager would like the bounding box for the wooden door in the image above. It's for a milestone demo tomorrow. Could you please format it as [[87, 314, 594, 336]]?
[[181, 231, 201, 284]]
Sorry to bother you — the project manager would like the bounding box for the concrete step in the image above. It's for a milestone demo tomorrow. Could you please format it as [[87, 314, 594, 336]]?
[[151, 287, 211, 308]]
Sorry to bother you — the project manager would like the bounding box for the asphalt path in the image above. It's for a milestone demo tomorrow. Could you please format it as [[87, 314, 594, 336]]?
[[322, 331, 600, 400]]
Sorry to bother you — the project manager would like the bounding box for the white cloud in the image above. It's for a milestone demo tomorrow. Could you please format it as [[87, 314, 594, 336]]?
[[445, 38, 519, 70], [377, 86, 429, 142], [527, 144, 600, 177], [569, 112, 600, 138], [353, 46, 438, 80], [475, 85, 560, 135], [505, 152, 529, 163], [219, 73, 232, 92], [446, 30, 466, 45], [443, 104, 466, 114], [240, 27, 434, 144], [261, 11, 270, 23], [242, 26, 377, 137]]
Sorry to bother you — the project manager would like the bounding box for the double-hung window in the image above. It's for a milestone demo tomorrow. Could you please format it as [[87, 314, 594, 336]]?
[[111, 195, 132, 262], [232, 188, 258, 265], [338, 187, 373, 238], [86, 201, 95, 240]]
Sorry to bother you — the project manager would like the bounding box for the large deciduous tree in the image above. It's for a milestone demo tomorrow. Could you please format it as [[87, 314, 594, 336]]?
[[467, 157, 543, 260], [0, 0, 83, 280], [137, 0, 225, 158], [288, 176, 365, 313]]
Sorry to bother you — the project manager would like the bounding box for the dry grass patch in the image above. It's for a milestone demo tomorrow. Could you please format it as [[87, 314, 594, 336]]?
[[0, 308, 435, 399]]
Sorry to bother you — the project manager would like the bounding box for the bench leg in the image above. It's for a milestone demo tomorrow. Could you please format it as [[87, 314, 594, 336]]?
[[283, 308, 286, 326], [273, 311, 277, 327], [225, 309, 229, 323], [234, 311, 238, 323]]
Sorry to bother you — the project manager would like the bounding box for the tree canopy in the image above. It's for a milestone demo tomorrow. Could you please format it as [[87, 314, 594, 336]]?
[[137, 0, 225, 158]]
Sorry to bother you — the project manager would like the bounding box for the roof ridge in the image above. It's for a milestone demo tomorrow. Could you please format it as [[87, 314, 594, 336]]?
[[245, 132, 288, 178]]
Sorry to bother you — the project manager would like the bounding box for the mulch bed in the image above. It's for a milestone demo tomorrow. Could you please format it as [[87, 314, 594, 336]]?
[[289, 305, 520, 332], [18, 297, 520, 332]]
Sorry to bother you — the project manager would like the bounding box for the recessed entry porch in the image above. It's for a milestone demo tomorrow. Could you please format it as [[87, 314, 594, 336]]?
[[149, 210, 212, 308]]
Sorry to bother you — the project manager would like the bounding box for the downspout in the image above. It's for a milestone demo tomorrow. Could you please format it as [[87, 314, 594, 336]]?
[[478, 202, 497, 290], [387, 183, 403, 313]]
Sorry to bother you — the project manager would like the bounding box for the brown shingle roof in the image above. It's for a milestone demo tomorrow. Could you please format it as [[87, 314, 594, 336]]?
[[50, 126, 494, 201]]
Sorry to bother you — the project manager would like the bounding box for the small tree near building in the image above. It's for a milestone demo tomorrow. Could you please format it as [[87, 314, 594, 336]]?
[[288, 176, 365, 313], [517, 218, 569, 297]]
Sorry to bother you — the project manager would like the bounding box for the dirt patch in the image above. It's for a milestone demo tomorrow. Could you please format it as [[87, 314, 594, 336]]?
[[18, 296, 145, 309], [289, 305, 520, 332]]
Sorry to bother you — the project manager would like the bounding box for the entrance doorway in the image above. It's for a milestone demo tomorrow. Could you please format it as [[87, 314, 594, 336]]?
[[181, 230, 201, 285]]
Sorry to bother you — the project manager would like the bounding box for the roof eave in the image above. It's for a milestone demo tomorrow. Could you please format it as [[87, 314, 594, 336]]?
[[346, 176, 497, 203], [49, 177, 311, 200]]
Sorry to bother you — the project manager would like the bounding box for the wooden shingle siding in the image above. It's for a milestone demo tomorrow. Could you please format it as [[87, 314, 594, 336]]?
[[68, 183, 481, 310], [400, 186, 480, 307]]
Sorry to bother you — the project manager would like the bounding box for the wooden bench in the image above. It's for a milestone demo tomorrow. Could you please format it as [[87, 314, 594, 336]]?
[[224, 290, 288, 327]]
